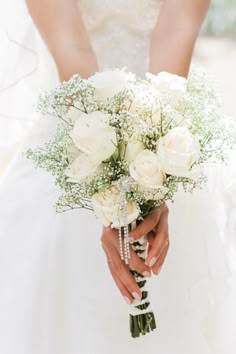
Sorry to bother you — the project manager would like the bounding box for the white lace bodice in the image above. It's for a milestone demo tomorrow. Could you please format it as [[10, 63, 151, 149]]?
[[23, 0, 163, 147], [77, 0, 162, 75]]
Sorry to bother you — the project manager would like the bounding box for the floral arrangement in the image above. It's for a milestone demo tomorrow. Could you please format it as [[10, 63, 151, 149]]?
[[26, 68, 235, 338]]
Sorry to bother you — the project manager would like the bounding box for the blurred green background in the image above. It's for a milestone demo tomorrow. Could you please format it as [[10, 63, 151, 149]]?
[[204, 0, 236, 34]]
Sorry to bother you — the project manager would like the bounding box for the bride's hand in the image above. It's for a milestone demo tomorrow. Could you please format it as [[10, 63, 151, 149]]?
[[129, 204, 169, 275], [101, 204, 169, 304], [101, 227, 152, 304]]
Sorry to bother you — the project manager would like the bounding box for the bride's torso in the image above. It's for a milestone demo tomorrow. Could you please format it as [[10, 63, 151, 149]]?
[[78, 0, 162, 74], [36, 0, 162, 88]]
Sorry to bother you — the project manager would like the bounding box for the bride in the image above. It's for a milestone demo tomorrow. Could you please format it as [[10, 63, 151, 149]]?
[[0, 0, 236, 353]]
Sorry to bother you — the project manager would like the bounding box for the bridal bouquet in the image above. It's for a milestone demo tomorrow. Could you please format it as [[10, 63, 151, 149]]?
[[26, 68, 235, 338]]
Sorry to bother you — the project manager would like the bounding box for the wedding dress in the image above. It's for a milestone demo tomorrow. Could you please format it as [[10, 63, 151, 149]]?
[[0, 1, 236, 353]]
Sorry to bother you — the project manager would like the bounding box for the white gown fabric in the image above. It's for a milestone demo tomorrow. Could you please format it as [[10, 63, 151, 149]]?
[[0, 1, 236, 353]]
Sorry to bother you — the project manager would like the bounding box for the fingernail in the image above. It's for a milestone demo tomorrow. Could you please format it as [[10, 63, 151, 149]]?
[[123, 296, 131, 305], [129, 237, 135, 243], [153, 266, 162, 276], [142, 271, 151, 278], [132, 292, 142, 301], [149, 257, 157, 267]]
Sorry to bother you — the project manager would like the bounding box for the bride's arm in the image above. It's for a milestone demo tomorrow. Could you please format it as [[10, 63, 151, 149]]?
[[26, 0, 98, 80], [149, 0, 210, 77]]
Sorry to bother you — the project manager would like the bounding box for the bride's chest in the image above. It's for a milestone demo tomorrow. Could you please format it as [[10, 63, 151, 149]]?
[[77, 0, 162, 33]]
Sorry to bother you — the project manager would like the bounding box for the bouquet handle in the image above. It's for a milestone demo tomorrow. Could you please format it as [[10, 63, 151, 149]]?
[[128, 222, 156, 338]]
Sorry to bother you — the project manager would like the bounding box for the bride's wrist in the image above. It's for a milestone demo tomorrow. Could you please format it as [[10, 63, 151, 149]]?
[[56, 47, 99, 81]]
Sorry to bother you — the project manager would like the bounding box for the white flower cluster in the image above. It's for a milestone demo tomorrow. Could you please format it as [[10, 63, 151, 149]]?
[[28, 68, 235, 227]]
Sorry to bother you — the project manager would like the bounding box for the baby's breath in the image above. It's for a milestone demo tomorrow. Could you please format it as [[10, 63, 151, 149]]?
[[27, 69, 236, 215]]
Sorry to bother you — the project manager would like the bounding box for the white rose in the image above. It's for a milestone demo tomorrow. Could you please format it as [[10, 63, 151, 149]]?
[[147, 71, 187, 93], [129, 150, 165, 189], [66, 100, 84, 124], [92, 187, 140, 228], [70, 111, 117, 163], [146, 71, 187, 107], [89, 69, 135, 102], [157, 127, 200, 178], [65, 153, 101, 183], [124, 140, 144, 163], [66, 143, 80, 163]]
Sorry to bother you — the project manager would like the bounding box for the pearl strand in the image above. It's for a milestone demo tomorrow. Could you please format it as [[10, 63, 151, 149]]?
[[117, 177, 133, 264], [119, 227, 124, 261]]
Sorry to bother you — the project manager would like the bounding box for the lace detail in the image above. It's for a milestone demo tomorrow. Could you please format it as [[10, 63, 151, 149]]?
[[77, 0, 162, 75]]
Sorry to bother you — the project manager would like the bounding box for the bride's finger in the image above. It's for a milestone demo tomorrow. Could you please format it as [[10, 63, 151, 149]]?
[[107, 262, 134, 305], [128, 248, 152, 278], [146, 212, 169, 267], [102, 246, 133, 303], [147, 231, 155, 256], [111, 234, 152, 277], [151, 240, 169, 275], [146, 232, 169, 267], [147, 230, 155, 246], [128, 208, 161, 241], [108, 246, 142, 301]]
